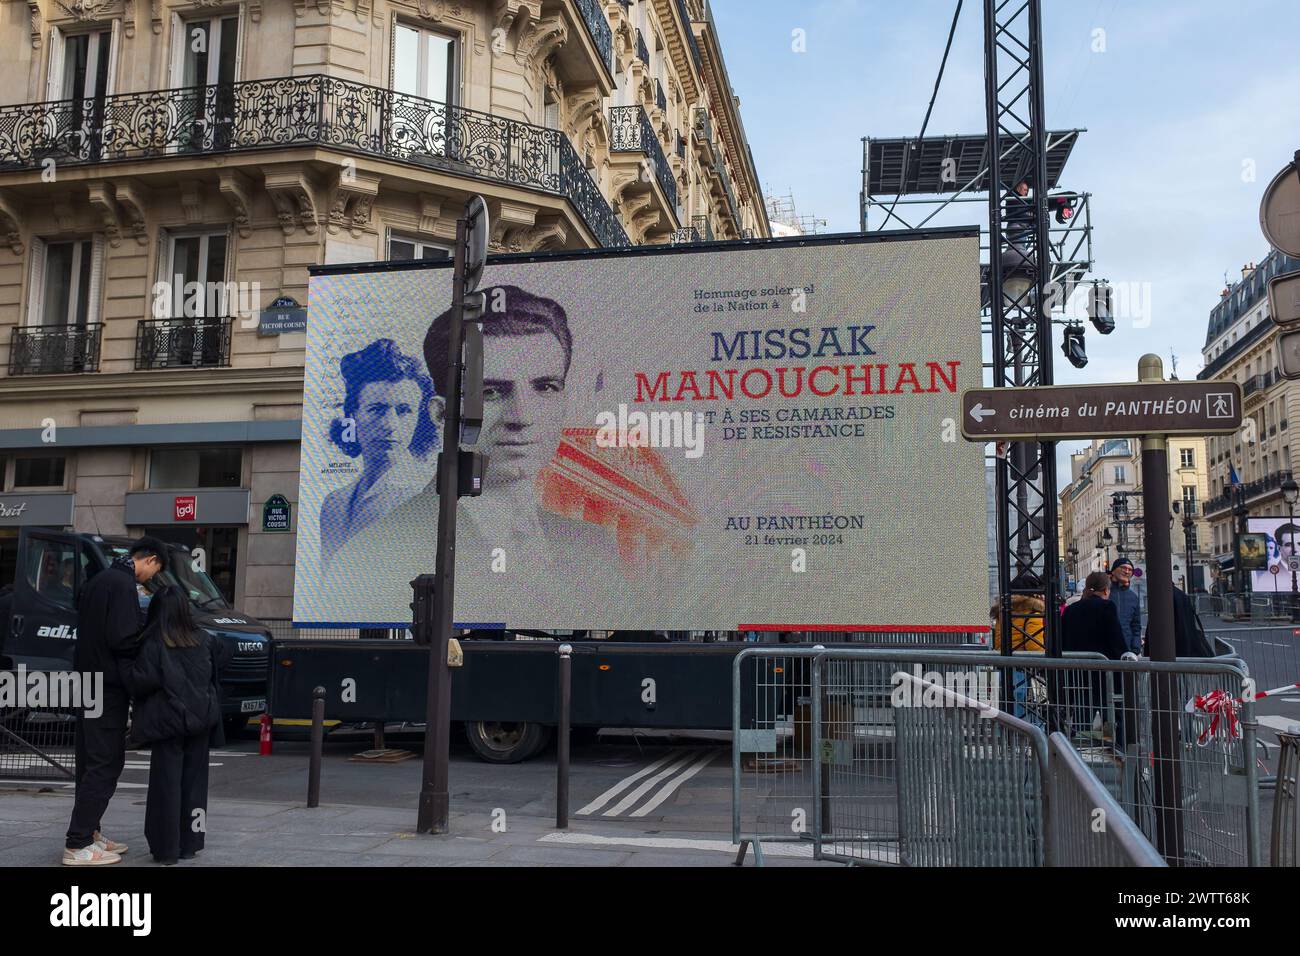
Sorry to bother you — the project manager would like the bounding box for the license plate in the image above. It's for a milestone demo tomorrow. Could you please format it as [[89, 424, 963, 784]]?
[[240, 699, 267, 713]]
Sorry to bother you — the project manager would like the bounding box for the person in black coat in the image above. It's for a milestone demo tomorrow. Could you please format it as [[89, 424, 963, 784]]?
[[63, 536, 167, 867], [121, 585, 225, 865], [1060, 570, 1132, 742], [1142, 586, 1214, 658]]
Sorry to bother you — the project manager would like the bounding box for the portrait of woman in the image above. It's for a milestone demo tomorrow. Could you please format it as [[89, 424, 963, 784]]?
[[319, 338, 440, 567]]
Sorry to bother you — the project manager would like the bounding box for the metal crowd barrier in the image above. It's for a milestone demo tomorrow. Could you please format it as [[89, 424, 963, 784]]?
[[0, 697, 77, 783], [891, 670, 1049, 866], [1202, 624, 1299, 702], [732, 648, 1260, 866], [1272, 729, 1300, 867], [1048, 732, 1167, 866]]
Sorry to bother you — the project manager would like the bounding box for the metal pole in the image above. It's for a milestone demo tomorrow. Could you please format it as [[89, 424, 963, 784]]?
[[1138, 354, 1185, 865], [308, 686, 325, 809], [417, 214, 468, 836], [556, 643, 572, 830]]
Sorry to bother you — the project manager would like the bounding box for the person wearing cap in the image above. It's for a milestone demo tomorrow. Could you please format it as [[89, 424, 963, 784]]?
[[1107, 557, 1142, 654]]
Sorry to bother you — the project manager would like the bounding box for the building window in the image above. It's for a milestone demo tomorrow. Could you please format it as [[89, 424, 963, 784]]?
[[1114, 465, 1126, 483], [1182, 485, 1197, 515], [162, 232, 229, 317], [13, 456, 67, 488], [387, 234, 452, 261], [148, 447, 242, 488], [29, 237, 104, 327], [1180, 448, 1195, 469], [1186, 528, 1199, 552], [392, 22, 456, 103]]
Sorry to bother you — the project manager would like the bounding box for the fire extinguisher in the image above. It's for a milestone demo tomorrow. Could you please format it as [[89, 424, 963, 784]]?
[[259, 713, 272, 756]]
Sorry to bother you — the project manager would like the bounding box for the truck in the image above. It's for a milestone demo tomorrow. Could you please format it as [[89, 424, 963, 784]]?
[[0, 527, 272, 734]]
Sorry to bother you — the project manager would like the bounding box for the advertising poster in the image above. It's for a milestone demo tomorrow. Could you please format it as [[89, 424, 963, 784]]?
[[1247, 517, 1300, 591], [294, 231, 987, 630]]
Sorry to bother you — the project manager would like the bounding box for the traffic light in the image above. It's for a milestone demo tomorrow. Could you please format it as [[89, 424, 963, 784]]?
[[1089, 281, 1115, 334], [1062, 324, 1087, 368], [1049, 192, 1079, 224]]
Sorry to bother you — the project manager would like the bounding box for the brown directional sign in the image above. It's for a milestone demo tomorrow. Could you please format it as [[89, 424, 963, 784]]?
[[960, 381, 1242, 441]]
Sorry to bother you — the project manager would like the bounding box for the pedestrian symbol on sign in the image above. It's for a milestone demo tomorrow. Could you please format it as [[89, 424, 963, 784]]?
[[1208, 393, 1233, 418]]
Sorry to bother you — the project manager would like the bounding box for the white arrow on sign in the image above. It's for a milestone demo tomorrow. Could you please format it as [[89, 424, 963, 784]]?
[[969, 403, 995, 422]]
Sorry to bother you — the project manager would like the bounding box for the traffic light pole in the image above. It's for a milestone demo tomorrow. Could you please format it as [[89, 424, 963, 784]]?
[[1138, 354, 1185, 864], [417, 213, 468, 836]]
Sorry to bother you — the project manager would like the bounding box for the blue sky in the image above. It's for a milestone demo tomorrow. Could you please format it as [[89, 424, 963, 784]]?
[[711, 0, 1300, 478]]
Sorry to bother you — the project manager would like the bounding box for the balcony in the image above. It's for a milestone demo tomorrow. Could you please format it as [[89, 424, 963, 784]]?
[[711, 157, 740, 229], [571, 0, 614, 73], [692, 107, 716, 166], [8, 323, 102, 375], [135, 317, 233, 370], [655, 79, 667, 114], [691, 214, 713, 241], [1203, 468, 1292, 517], [675, 130, 685, 159], [1243, 368, 1279, 398], [609, 105, 677, 215], [0, 74, 629, 250], [670, 225, 700, 244], [635, 28, 650, 65]]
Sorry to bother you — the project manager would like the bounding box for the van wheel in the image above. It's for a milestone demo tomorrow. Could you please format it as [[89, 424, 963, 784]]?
[[223, 715, 251, 739], [464, 721, 551, 763]]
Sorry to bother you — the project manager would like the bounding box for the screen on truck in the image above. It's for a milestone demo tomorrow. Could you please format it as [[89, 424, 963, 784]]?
[[295, 231, 988, 631]]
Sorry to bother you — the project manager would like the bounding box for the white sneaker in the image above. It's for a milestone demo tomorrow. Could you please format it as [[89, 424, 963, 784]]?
[[93, 831, 128, 854], [63, 845, 122, 866]]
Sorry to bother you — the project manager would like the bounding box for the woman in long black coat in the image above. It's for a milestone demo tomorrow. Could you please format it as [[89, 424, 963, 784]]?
[[122, 585, 225, 864]]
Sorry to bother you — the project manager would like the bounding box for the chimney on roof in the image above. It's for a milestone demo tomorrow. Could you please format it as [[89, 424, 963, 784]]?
[[1242, 264, 1251, 279]]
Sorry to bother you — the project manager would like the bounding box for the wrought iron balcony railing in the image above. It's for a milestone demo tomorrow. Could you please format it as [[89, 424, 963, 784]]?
[[671, 225, 700, 244], [1204, 468, 1293, 516], [714, 158, 739, 224], [675, 130, 685, 159], [1244, 369, 1278, 397], [572, 0, 614, 71], [692, 214, 713, 241], [8, 323, 102, 375], [692, 106, 714, 150], [135, 317, 233, 370], [609, 105, 676, 213], [0, 74, 630, 249], [635, 28, 650, 64], [655, 78, 667, 113]]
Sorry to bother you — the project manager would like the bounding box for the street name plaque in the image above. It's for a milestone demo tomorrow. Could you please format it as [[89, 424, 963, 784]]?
[[960, 381, 1242, 441]]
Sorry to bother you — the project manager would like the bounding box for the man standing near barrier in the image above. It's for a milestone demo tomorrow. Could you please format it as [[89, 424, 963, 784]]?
[[1107, 558, 1142, 654], [63, 537, 167, 866]]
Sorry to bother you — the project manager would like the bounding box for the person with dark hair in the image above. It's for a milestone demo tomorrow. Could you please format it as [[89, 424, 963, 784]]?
[[423, 284, 572, 498], [1267, 523, 1300, 577], [121, 585, 224, 864], [1061, 570, 1132, 740], [63, 536, 167, 866], [320, 338, 440, 566]]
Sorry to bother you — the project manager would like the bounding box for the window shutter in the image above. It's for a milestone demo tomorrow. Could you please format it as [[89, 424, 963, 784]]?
[[106, 19, 122, 95], [155, 228, 171, 319], [234, 4, 247, 81], [86, 234, 106, 326], [168, 13, 187, 88], [388, 13, 397, 89], [27, 238, 48, 326], [46, 27, 65, 101], [384, 224, 392, 258]]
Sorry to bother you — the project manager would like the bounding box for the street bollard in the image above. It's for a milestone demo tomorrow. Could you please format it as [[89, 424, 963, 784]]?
[[557, 643, 572, 829], [308, 686, 325, 809]]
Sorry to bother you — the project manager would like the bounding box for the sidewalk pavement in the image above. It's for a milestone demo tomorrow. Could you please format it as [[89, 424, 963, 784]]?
[[0, 787, 820, 867]]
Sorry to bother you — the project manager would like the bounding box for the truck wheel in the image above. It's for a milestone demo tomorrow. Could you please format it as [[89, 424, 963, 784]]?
[[464, 721, 551, 763]]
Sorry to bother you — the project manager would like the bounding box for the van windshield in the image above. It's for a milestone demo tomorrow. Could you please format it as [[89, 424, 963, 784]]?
[[101, 543, 229, 610]]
